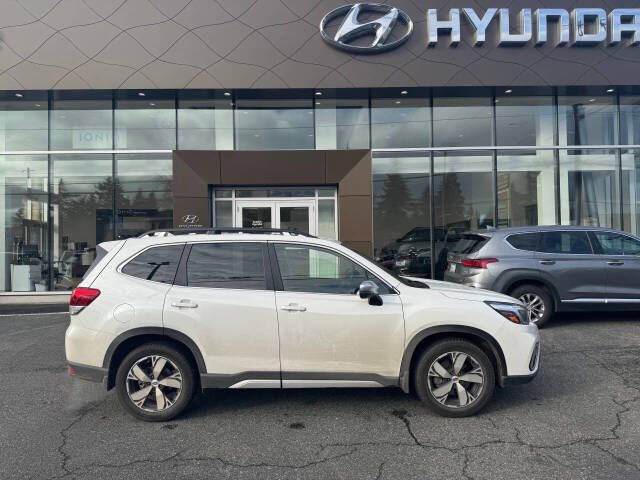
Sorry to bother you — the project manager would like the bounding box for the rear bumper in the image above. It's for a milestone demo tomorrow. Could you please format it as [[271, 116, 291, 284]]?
[[68, 362, 107, 384]]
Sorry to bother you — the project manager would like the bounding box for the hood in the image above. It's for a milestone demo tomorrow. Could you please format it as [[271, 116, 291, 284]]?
[[401, 277, 521, 305]]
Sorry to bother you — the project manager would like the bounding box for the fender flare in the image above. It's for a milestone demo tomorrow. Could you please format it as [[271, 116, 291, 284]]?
[[102, 327, 207, 374], [398, 325, 507, 393]]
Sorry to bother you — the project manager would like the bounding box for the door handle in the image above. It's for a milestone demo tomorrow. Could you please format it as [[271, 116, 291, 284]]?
[[539, 260, 556, 265], [280, 303, 307, 312], [607, 261, 624, 266], [171, 300, 198, 308]]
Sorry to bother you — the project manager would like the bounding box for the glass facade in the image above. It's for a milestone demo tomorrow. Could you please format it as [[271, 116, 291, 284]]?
[[2, 86, 640, 291]]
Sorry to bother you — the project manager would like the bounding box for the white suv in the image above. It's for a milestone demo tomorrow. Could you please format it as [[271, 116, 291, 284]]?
[[65, 229, 540, 421]]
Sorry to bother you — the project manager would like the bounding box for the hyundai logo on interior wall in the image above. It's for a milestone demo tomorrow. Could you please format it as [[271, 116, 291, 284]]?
[[320, 5, 640, 52]]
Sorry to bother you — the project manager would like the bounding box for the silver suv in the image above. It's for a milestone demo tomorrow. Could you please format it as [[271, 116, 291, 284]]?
[[444, 226, 640, 326]]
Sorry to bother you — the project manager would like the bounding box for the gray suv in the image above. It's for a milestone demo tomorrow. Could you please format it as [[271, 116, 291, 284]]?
[[443, 226, 640, 326]]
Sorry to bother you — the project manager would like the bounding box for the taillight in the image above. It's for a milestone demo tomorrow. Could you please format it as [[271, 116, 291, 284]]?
[[69, 287, 100, 315], [461, 258, 498, 269]]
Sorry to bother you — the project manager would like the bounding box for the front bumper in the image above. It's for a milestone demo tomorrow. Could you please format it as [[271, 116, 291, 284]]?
[[68, 362, 108, 384]]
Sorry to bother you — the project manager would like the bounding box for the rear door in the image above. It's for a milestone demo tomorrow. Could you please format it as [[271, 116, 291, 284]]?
[[536, 230, 605, 301], [589, 230, 640, 301], [163, 242, 281, 385]]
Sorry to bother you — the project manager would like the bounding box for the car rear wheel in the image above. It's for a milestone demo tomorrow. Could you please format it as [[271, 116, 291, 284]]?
[[414, 339, 495, 417], [115, 343, 195, 422], [510, 284, 553, 327]]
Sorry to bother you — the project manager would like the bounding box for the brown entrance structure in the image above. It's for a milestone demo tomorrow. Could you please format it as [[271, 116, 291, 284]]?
[[172, 150, 373, 256]]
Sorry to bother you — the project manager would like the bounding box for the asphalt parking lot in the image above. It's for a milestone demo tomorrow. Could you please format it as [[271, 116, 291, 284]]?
[[1, 310, 639, 480]]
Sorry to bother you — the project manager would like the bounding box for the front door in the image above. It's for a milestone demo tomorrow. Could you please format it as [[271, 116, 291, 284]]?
[[236, 200, 316, 235], [271, 242, 405, 386]]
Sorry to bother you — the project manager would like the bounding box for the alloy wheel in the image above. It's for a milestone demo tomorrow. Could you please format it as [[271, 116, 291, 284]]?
[[125, 355, 182, 412], [427, 351, 484, 408], [519, 293, 545, 324]]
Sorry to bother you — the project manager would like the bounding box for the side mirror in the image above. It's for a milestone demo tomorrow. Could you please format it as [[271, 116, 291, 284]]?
[[358, 281, 383, 306]]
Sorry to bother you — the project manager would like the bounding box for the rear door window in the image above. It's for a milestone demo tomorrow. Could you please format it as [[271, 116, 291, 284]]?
[[506, 233, 540, 252], [186, 242, 267, 290], [539, 231, 592, 254], [449, 234, 489, 254], [121, 245, 184, 284]]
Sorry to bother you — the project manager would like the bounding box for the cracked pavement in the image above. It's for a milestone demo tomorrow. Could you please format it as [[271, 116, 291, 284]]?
[[1, 311, 639, 479]]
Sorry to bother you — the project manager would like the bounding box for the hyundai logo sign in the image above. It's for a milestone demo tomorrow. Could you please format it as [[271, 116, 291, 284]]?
[[320, 5, 640, 52], [320, 3, 413, 53]]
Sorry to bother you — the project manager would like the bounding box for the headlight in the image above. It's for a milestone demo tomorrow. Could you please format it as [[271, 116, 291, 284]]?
[[485, 301, 529, 325]]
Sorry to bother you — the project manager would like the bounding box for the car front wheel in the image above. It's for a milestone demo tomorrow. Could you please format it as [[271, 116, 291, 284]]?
[[115, 343, 195, 421], [414, 339, 495, 417], [510, 284, 553, 327]]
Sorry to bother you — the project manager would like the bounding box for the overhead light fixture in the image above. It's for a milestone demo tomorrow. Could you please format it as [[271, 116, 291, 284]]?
[[315, 101, 321, 105], [504, 89, 513, 94], [607, 88, 615, 93], [494, 99, 500, 103], [395, 100, 401, 104], [149, 103, 156, 106], [137, 92, 145, 97], [400, 90, 408, 95], [315, 91, 322, 96], [589, 98, 596, 102], [14, 93, 23, 98], [34, 103, 41, 107], [224, 92, 231, 97]]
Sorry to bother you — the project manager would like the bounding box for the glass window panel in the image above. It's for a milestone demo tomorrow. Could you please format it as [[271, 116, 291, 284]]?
[[178, 92, 233, 150], [621, 149, 640, 235], [372, 89, 430, 149], [51, 92, 112, 150], [214, 189, 232, 199], [235, 94, 313, 150], [318, 199, 336, 240], [116, 153, 173, 238], [558, 95, 617, 146], [373, 154, 430, 277], [214, 201, 233, 227], [51, 154, 114, 290], [559, 149, 620, 229], [115, 92, 176, 149], [620, 96, 640, 146], [433, 151, 493, 279], [187, 243, 266, 290], [122, 245, 183, 283], [0, 93, 48, 151], [433, 96, 493, 147], [315, 93, 369, 149], [275, 243, 367, 294], [317, 188, 336, 197], [0, 155, 49, 292], [497, 151, 556, 227], [495, 95, 554, 146]]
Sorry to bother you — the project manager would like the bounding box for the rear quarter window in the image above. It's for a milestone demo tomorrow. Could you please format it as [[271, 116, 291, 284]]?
[[506, 233, 540, 251], [121, 245, 184, 284]]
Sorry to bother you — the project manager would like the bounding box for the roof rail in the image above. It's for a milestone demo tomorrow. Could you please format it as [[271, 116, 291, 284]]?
[[137, 227, 317, 239]]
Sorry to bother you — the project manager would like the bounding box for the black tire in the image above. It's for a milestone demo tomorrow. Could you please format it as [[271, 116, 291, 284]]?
[[414, 338, 495, 417], [510, 284, 553, 327], [115, 342, 196, 422]]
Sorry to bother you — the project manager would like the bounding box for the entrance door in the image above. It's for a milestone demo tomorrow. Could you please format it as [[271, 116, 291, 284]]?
[[236, 200, 315, 235]]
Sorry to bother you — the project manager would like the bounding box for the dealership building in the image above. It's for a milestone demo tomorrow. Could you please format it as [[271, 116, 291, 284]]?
[[2, 0, 640, 292]]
